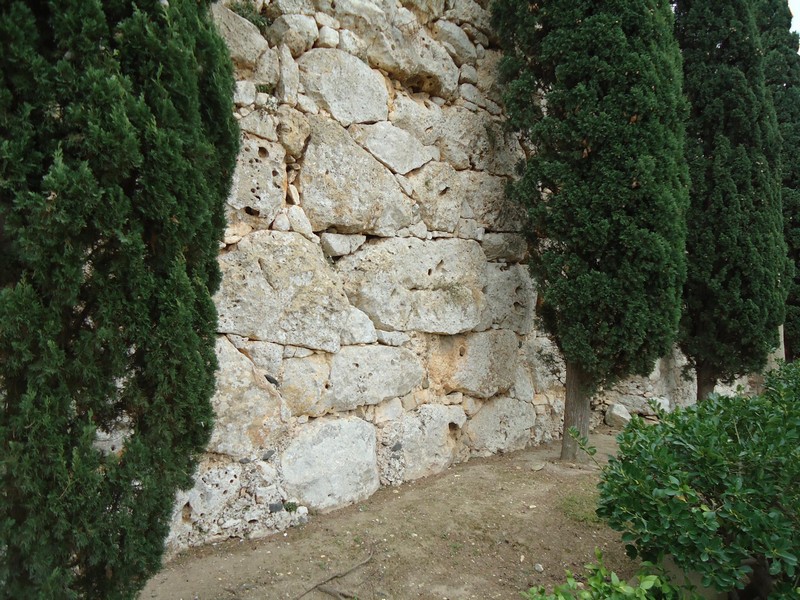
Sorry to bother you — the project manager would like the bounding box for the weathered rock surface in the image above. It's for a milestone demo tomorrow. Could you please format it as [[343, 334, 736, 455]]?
[[463, 396, 536, 454], [479, 264, 535, 333], [267, 15, 319, 57], [298, 49, 389, 126], [349, 121, 434, 175], [320, 233, 367, 257], [276, 44, 300, 107], [431, 19, 476, 66], [215, 231, 352, 352], [605, 403, 632, 428], [298, 117, 412, 235], [211, 5, 269, 75], [336, 237, 487, 334], [458, 170, 526, 232], [429, 330, 518, 398], [481, 233, 528, 262], [228, 139, 286, 224], [276, 106, 311, 158], [282, 345, 424, 416], [281, 417, 380, 511], [406, 161, 462, 232]]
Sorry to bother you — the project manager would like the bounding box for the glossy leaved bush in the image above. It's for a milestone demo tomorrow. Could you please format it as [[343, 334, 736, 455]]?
[[0, 1, 239, 598], [598, 362, 800, 598]]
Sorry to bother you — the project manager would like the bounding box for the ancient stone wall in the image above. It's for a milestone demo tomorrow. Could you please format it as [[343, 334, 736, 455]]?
[[165, 0, 699, 554]]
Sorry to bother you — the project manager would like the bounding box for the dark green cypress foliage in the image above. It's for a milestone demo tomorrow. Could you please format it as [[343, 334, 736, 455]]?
[[675, 0, 788, 400], [758, 0, 800, 361], [492, 0, 688, 459], [0, 1, 239, 597]]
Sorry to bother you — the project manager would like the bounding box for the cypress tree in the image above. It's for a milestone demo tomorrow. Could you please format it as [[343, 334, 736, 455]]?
[[675, 0, 788, 400], [492, 0, 688, 460], [0, 1, 239, 597], [758, 0, 800, 361]]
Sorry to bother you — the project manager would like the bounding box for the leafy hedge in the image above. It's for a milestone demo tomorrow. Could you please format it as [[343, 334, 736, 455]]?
[[598, 363, 800, 597]]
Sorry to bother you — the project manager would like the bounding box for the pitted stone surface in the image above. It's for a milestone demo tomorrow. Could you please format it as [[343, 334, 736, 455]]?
[[267, 15, 319, 57], [396, 404, 467, 480], [227, 139, 286, 224], [458, 170, 526, 232], [431, 19, 477, 66], [281, 417, 380, 511], [429, 330, 518, 398], [298, 49, 389, 126], [463, 396, 537, 454], [298, 117, 412, 235], [406, 161, 462, 232], [336, 237, 487, 334], [215, 231, 352, 352], [479, 263, 535, 334]]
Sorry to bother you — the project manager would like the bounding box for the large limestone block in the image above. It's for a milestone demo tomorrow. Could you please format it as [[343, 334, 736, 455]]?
[[478, 264, 535, 334], [431, 19, 476, 67], [397, 404, 467, 480], [336, 237, 487, 334], [443, 0, 493, 38], [298, 117, 412, 235], [211, 4, 269, 75], [390, 93, 442, 146], [228, 139, 286, 224], [275, 105, 311, 158], [333, 0, 396, 33], [267, 15, 319, 57], [215, 231, 352, 352], [459, 170, 526, 232], [349, 121, 433, 175], [298, 49, 389, 127], [434, 106, 523, 175], [276, 44, 299, 107], [481, 233, 528, 262], [282, 346, 424, 416], [406, 161, 462, 232], [429, 330, 518, 398], [400, 0, 446, 24], [239, 111, 279, 142], [366, 22, 459, 100], [208, 337, 285, 458], [281, 417, 380, 511], [463, 396, 536, 454]]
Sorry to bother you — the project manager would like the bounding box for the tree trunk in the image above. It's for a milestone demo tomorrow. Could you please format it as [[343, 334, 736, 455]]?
[[560, 361, 591, 461], [695, 362, 717, 402]]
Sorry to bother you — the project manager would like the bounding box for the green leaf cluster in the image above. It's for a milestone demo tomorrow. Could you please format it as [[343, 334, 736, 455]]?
[[523, 549, 689, 600], [598, 362, 800, 597], [0, 1, 239, 597], [492, 0, 688, 391]]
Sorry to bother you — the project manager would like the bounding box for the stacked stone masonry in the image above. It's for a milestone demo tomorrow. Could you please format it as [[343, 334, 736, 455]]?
[[165, 0, 703, 554]]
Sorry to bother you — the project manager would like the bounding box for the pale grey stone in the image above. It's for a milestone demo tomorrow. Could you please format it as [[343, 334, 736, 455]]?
[[456, 218, 485, 241], [236, 339, 284, 382], [286, 205, 314, 239], [314, 12, 339, 29], [339, 306, 378, 345], [271, 211, 291, 231], [267, 15, 319, 57], [373, 397, 404, 424], [605, 403, 632, 428], [444, 0, 492, 37], [400, 0, 445, 24], [223, 221, 253, 245], [431, 20, 476, 66], [458, 170, 526, 232], [481, 233, 528, 262], [406, 161, 462, 233], [349, 121, 433, 174], [211, 5, 269, 74], [333, 0, 395, 33], [317, 25, 339, 48], [254, 48, 280, 87], [429, 330, 518, 399], [235, 81, 257, 106], [397, 404, 467, 480], [287, 183, 300, 205], [338, 29, 368, 59], [276, 105, 311, 158], [478, 263, 535, 334], [336, 237, 487, 334], [298, 49, 389, 126], [512, 364, 535, 403], [265, 0, 317, 15], [281, 354, 330, 416], [459, 63, 478, 84], [239, 111, 279, 141], [463, 396, 536, 454], [281, 417, 380, 511], [215, 231, 352, 352], [389, 93, 442, 145], [228, 139, 286, 224], [208, 337, 285, 457], [375, 330, 411, 346], [319, 233, 367, 257], [276, 44, 300, 107], [459, 83, 484, 106], [298, 116, 412, 235]]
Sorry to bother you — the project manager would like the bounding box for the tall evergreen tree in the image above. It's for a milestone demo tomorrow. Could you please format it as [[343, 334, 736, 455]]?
[[758, 0, 800, 361], [0, 1, 239, 597], [675, 0, 788, 400], [492, 0, 688, 460]]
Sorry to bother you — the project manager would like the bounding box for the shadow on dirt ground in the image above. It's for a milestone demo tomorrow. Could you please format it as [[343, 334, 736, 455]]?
[[140, 430, 635, 600]]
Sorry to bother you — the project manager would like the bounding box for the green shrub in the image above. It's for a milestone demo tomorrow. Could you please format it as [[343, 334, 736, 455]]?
[[598, 362, 800, 598], [523, 550, 687, 600]]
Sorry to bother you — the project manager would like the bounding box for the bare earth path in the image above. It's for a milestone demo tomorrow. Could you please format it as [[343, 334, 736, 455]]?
[[141, 431, 635, 600]]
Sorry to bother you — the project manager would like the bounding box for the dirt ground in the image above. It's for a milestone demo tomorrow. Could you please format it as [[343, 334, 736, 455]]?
[[140, 430, 636, 600]]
